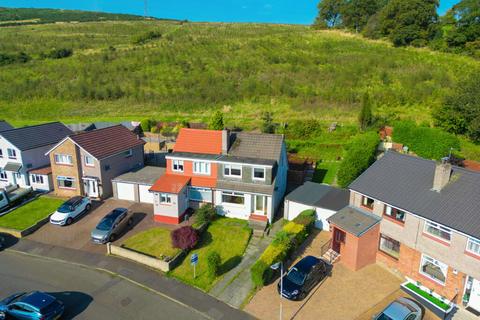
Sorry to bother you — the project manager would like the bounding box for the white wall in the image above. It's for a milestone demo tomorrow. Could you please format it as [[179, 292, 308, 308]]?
[[284, 200, 336, 231], [30, 174, 52, 191], [214, 190, 273, 221], [272, 143, 289, 219], [0, 137, 23, 187], [153, 186, 188, 218]]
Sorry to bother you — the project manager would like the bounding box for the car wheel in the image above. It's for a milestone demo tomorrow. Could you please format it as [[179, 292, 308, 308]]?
[[298, 292, 307, 300], [85, 204, 91, 211], [0, 311, 6, 320], [109, 234, 116, 242], [66, 217, 73, 225]]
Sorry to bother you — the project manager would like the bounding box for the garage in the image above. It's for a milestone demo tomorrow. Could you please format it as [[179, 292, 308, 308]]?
[[112, 166, 165, 204], [284, 182, 349, 231]]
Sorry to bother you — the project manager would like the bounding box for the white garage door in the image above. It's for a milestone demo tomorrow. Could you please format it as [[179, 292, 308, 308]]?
[[139, 184, 154, 203], [116, 182, 135, 201]]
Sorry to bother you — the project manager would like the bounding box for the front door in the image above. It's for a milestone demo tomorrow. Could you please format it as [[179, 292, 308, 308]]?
[[468, 278, 480, 312], [254, 195, 267, 215], [332, 228, 346, 254], [84, 179, 99, 198]]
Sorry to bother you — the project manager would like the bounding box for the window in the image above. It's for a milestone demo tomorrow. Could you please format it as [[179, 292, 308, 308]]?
[[384, 205, 406, 223], [85, 155, 94, 167], [255, 195, 266, 214], [361, 196, 374, 210], [124, 149, 133, 158], [0, 149, 3, 158], [424, 221, 452, 243], [0, 170, 7, 181], [31, 174, 44, 184], [193, 161, 211, 175], [224, 164, 242, 178], [160, 193, 172, 204], [172, 160, 184, 172], [221, 191, 245, 205], [54, 154, 72, 165], [57, 176, 75, 189], [7, 148, 16, 159], [188, 187, 212, 202], [253, 167, 266, 180], [466, 238, 480, 256], [379, 234, 400, 259], [419, 254, 448, 285]]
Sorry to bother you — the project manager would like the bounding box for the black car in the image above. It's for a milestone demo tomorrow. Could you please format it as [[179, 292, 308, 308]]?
[[277, 256, 328, 300]]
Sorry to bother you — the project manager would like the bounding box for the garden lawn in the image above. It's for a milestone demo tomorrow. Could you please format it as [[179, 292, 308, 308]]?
[[0, 196, 63, 230], [122, 227, 181, 259], [313, 161, 340, 185], [169, 218, 252, 291]]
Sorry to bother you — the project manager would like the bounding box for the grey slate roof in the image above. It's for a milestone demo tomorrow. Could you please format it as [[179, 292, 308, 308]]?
[[112, 166, 165, 185], [168, 152, 220, 161], [216, 179, 275, 195], [0, 122, 73, 151], [0, 121, 13, 132], [349, 151, 480, 239], [217, 155, 276, 166], [328, 206, 381, 237], [228, 132, 284, 162], [285, 182, 350, 211]]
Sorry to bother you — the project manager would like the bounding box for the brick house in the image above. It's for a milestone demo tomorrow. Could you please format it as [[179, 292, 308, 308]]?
[[46, 125, 145, 199], [328, 151, 480, 311]]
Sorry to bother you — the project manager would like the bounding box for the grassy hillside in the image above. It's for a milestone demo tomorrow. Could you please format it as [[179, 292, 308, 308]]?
[[0, 15, 479, 172]]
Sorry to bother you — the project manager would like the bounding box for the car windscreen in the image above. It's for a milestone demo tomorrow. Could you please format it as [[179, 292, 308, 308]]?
[[96, 217, 114, 231], [286, 267, 306, 286], [57, 203, 73, 213]]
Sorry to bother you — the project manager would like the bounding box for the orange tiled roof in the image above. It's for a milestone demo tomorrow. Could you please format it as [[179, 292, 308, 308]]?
[[29, 165, 52, 175], [173, 128, 222, 155], [149, 175, 190, 194]]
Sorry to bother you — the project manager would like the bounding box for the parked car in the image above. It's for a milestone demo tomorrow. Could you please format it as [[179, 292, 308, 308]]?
[[373, 297, 424, 320], [91, 208, 133, 244], [0, 185, 32, 212], [277, 255, 328, 301], [0, 291, 64, 320], [50, 196, 92, 226]]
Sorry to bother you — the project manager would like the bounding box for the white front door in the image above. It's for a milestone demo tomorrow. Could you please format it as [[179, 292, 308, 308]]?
[[254, 195, 267, 215], [84, 179, 99, 198], [468, 278, 480, 312]]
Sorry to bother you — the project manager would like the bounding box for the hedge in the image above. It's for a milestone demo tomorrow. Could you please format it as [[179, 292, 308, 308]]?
[[392, 121, 460, 160], [292, 209, 316, 233], [337, 131, 379, 188]]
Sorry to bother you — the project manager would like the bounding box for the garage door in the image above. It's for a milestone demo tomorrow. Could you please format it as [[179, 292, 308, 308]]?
[[116, 182, 135, 201], [139, 184, 154, 203]]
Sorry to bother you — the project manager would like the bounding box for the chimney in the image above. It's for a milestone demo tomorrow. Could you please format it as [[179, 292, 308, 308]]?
[[222, 129, 230, 155], [432, 157, 452, 192]]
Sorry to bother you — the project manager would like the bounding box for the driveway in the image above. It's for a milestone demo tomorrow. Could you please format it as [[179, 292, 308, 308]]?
[[245, 232, 405, 320], [27, 198, 155, 254]]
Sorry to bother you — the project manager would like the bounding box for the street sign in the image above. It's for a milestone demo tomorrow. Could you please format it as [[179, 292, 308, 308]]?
[[191, 253, 199, 279]]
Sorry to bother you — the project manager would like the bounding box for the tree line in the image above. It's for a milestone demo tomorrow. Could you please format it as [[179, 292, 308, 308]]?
[[314, 0, 480, 57]]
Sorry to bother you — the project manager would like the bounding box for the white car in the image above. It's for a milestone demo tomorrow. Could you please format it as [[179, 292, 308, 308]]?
[[50, 196, 92, 226]]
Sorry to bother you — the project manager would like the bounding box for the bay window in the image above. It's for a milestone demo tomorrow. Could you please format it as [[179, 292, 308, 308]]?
[[424, 221, 451, 243], [419, 254, 448, 285]]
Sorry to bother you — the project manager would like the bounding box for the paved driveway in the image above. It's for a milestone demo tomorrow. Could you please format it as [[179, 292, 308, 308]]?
[[27, 198, 155, 254]]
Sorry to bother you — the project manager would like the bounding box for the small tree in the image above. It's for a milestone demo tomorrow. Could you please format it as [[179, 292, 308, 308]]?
[[261, 112, 275, 134], [141, 119, 152, 132], [171, 226, 199, 250], [209, 111, 224, 130], [194, 204, 216, 227], [359, 93, 373, 131], [206, 251, 221, 278]]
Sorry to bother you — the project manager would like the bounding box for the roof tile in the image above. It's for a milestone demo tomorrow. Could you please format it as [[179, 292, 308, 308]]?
[[174, 128, 223, 154]]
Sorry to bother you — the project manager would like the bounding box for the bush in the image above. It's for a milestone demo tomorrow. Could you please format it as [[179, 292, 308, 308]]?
[[272, 230, 291, 246], [206, 251, 221, 278], [337, 132, 379, 188], [393, 121, 460, 160], [141, 118, 154, 132], [0, 52, 30, 66], [134, 31, 162, 45], [251, 242, 290, 287], [42, 48, 73, 59], [283, 221, 307, 246], [150, 126, 159, 133], [171, 226, 199, 250], [285, 119, 321, 139], [209, 111, 224, 130], [194, 204, 216, 227], [292, 209, 316, 232]]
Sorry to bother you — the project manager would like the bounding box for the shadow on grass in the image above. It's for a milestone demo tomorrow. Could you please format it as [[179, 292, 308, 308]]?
[[312, 168, 327, 183], [219, 255, 242, 276], [47, 291, 92, 319], [194, 230, 213, 250]]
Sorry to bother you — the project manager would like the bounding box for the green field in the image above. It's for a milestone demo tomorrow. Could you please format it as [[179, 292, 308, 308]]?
[[0, 196, 63, 230]]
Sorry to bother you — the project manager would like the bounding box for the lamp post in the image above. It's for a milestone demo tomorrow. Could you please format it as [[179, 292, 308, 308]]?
[[271, 262, 283, 320]]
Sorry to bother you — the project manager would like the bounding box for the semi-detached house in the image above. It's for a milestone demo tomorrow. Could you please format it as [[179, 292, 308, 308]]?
[[149, 128, 288, 224], [327, 151, 480, 312]]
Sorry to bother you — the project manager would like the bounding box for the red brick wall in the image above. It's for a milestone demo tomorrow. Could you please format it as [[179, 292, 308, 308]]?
[[355, 224, 380, 270]]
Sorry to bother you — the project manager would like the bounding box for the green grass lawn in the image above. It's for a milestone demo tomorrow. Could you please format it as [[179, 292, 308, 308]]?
[[313, 161, 340, 185], [169, 218, 252, 292], [0, 196, 64, 230], [122, 227, 181, 259]]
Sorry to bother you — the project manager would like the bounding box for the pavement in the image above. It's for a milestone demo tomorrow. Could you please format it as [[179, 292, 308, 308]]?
[[5, 239, 253, 320], [0, 250, 204, 320]]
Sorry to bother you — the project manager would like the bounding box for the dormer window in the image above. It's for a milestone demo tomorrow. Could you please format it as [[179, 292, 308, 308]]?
[[252, 167, 266, 181], [172, 159, 184, 172]]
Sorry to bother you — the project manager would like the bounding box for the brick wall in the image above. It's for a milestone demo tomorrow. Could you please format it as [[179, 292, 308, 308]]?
[[50, 139, 83, 198]]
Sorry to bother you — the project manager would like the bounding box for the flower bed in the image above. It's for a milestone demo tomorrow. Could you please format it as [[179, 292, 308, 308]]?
[[401, 280, 455, 318]]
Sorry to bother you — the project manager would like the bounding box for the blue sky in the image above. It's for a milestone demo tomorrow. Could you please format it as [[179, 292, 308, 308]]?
[[1, 0, 461, 25]]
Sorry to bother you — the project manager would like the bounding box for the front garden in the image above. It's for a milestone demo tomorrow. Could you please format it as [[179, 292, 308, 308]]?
[[122, 227, 181, 260]]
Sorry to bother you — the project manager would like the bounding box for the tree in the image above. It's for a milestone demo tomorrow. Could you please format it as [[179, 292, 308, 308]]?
[[341, 0, 384, 33], [376, 0, 439, 46], [314, 0, 344, 28], [358, 93, 373, 131], [206, 251, 221, 278], [261, 112, 275, 134], [209, 111, 224, 130], [171, 226, 199, 250]]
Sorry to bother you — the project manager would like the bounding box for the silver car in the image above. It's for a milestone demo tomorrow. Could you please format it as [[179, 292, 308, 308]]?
[[91, 208, 133, 244], [373, 297, 423, 320]]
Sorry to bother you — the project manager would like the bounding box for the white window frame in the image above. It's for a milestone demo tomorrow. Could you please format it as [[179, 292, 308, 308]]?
[[57, 176, 76, 189], [84, 155, 94, 167], [254, 194, 267, 214], [419, 254, 448, 286], [424, 221, 452, 243], [31, 174, 44, 184], [7, 148, 17, 159], [221, 191, 245, 205], [466, 238, 480, 257], [0, 170, 7, 181], [159, 193, 172, 204], [0, 149, 3, 158], [172, 159, 184, 172], [193, 161, 211, 175], [224, 164, 242, 178], [124, 149, 133, 158], [54, 154, 73, 165], [252, 167, 266, 181]]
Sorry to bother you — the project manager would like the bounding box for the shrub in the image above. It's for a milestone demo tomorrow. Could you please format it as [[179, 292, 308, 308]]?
[[251, 242, 290, 287], [206, 251, 221, 278], [337, 132, 379, 188], [283, 221, 307, 246], [150, 126, 159, 133], [171, 226, 199, 250], [42, 48, 73, 59], [141, 119, 153, 132], [292, 209, 316, 232], [272, 230, 291, 246], [285, 119, 321, 139], [209, 111, 224, 130], [194, 204, 216, 227], [134, 31, 162, 45]]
